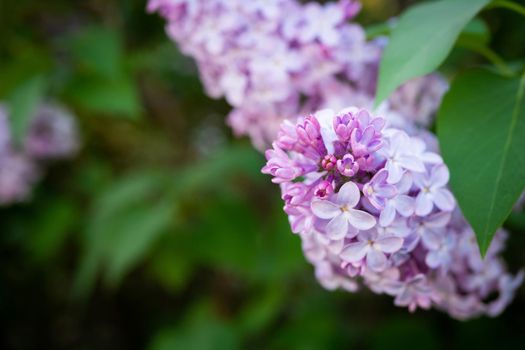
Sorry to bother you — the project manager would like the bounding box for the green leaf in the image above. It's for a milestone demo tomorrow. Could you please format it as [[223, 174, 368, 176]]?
[[65, 25, 141, 119], [437, 69, 525, 254], [68, 25, 123, 79], [27, 197, 78, 262], [148, 303, 240, 350], [67, 75, 141, 119], [375, 0, 490, 106], [103, 199, 173, 286], [365, 21, 395, 40], [7, 76, 45, 145], [236, 286, 286, 335], [73, 171, 175, 297], [457, 18, 491, 47], [456, 19, 513, 77]]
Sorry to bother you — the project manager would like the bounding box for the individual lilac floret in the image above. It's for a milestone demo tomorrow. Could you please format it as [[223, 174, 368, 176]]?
[[350, 123, 382, 157], [337, 154, 359, 177], [341, 229, 403, 271], [321, 154, 337, 171], [363, 169, 397, 210], [314, 180, 334, 199], [413, 164, 455, 216], [379, 172, 414, 226], [311, 181, 376, 240], [263, 106, 522, 319], [392, 274, 436, 312], [263, 145, 304, 184]]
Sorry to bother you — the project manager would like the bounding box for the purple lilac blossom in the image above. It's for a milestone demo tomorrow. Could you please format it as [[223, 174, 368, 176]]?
[[0, 103, 78, 206], [262, 107, 522, 319], [149, 0, 447, 150], [25, 104, 79, 160]]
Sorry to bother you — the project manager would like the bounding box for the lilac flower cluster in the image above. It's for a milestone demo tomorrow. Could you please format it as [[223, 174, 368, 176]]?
[[263, 107, 522, 319], [148, 0, 447, 150], [0, 104, 79, 205]]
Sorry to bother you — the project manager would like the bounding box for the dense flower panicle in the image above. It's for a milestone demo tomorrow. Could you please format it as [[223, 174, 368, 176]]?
[[0, 103, 79, 206], [149, 0, 447, 149], [263, 107, 522, 319]]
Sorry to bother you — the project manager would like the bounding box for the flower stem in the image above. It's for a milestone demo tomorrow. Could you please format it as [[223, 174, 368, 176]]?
[[474, 45, 515, 77], [456, 40, 515, 77]]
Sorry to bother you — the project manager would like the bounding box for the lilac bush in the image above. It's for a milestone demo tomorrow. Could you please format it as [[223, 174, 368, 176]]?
[[262, 107, 523, 319], [0, 104, 79, 205]]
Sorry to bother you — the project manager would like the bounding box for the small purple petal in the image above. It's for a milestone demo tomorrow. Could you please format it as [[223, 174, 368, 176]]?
[[336, 181, 360, 207], [346, 209, 377, 230], [376, 236, 404, 253], [340, 241, 369, 262], [311, 200, 340, 219], [415, 192, 433, 216], [434, 189, 455, 211], [326, 214, 349, 240], [367, 249, 387, 271]]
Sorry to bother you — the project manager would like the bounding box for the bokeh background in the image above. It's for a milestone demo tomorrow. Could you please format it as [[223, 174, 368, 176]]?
[[1, 0, 525, 349]]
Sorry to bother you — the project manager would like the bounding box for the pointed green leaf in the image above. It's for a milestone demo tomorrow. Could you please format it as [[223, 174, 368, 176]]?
[[437, 69, 525, 254], [375, 0, 489, 106]]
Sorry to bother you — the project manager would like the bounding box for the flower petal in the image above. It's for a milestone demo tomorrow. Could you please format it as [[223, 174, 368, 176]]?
[[386, 162, 403, 184], [315, 109, 337, 154], [412, 172, 428, 189], [415, 192, 433, 216], [399, 155, 425, 173], [433, 189, 455, 211], [347, 209, 377, 230], [311, 199, 340, 219], [379, 203, 396, 227], [337, 181, 360, 207], [367, 249, 387, 271], [373, 169, 389, 183], [395, 195, 414, 217], [376, 236, 404, 253], [430, 164, 449, 188], [425, 251, 442, 268], [340, 241, 369, 262], [397, 172, 413, 193], [421, 229, 440, 250], [426, 212, 451, 228], [422, 152, 442, 164], [326, 214, 349, 240]]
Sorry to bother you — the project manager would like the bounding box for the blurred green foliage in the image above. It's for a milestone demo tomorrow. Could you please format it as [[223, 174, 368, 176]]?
[[0, 0, 525, 349]]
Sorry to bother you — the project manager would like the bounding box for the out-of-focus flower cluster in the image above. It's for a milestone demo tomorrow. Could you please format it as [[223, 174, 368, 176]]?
[[0, 104, 79, 205], [263, 107, 523, 319], [148, 0, 448, 150]]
